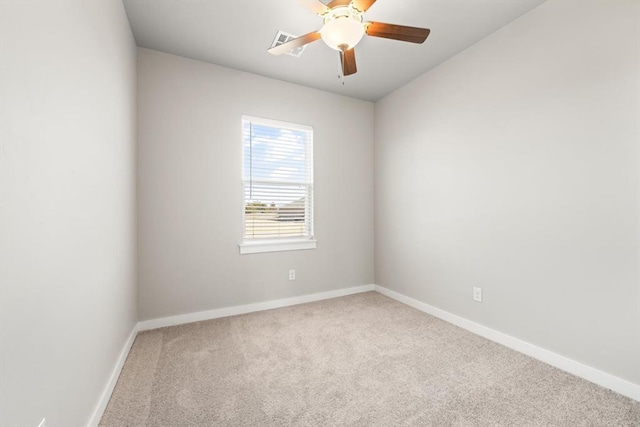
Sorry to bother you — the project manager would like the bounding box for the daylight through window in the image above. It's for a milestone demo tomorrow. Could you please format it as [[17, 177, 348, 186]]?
[[241, 116, 314, 253]]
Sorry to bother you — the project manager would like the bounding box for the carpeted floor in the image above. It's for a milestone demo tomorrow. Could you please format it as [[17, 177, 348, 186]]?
[[100, 292, 640, 426]]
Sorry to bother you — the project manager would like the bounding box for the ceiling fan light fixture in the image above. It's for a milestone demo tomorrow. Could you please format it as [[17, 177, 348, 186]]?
[[320, 7, 364, 51]]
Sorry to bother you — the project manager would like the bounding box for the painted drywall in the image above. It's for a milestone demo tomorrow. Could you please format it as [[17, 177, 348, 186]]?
[[374, 0, 640, 385], [0, 1, 137, 426], [137, 49, 374, 321]]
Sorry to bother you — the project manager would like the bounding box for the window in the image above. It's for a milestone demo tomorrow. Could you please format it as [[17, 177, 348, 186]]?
[[240, 115, 315, 254]]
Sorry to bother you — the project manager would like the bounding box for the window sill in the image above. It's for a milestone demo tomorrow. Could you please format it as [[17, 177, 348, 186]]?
[[239, 238, 317, 255]]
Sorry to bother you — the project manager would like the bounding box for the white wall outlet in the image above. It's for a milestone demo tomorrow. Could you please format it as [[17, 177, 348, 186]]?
[[37, 419, 46, 427], [289, 269, 296, 281], [473, 287, 482, 302]]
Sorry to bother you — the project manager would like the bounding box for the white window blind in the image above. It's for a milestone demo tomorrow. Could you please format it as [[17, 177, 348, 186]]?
[[241, 116, 314, 252]]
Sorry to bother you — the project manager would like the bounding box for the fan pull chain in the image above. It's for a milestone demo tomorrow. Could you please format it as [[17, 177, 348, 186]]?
[[336, 62, 345, 86]]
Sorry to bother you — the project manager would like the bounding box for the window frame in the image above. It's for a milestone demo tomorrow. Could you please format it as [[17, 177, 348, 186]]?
[[239, 115, 316, 255]]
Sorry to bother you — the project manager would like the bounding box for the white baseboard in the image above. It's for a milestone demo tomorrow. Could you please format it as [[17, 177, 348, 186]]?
[[374, 285, 640, 402], [138, 284, 376, 331], [87, 324, 139, 427]]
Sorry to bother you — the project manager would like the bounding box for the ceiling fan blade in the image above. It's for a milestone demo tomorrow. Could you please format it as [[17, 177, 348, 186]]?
[[340, 48, 357, 76], [297, 0, 330, 16], [268, 31, 322, 55], [365, 21, 431, 44], [352, 0, 377, 13]]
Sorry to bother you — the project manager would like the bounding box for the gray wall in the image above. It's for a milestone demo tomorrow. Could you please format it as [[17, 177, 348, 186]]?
[[137, 49, 374, 321], [0, 1, 138, 426], [374, 0, 640, 385]]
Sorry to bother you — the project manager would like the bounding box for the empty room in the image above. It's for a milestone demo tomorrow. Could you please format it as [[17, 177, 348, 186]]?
[[1, 0, 639, 425]]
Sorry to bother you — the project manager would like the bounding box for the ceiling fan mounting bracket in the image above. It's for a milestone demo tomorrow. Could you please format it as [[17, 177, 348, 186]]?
[[326, 0, 352, 10]]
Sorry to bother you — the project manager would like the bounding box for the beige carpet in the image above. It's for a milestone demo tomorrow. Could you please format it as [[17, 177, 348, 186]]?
[[100, 292, 640, 426]]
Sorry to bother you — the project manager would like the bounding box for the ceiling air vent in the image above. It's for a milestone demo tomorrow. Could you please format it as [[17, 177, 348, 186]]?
[[271, 30, 307, 58]]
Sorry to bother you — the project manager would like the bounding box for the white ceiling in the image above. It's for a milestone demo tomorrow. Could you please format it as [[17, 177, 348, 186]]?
[[123, 0, 544, 102]]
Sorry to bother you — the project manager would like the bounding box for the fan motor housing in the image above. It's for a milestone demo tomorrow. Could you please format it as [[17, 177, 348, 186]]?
[[323, 5, 363, 24]]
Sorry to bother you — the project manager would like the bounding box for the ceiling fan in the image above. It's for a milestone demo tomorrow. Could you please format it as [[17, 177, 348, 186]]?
[[268, 0, 430, 77]]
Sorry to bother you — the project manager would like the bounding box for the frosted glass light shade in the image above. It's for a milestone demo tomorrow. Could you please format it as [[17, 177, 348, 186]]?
[[320, 17, 365, 51]]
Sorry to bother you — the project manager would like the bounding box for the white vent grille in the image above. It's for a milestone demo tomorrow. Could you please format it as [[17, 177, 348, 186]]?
[[271, 30, 307, 57]]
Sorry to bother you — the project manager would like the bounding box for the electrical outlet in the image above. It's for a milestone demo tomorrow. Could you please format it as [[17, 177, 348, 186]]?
[[473, 287, 482, 302], [37, 419, 46, 427], [289, 269, 296, 281]]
